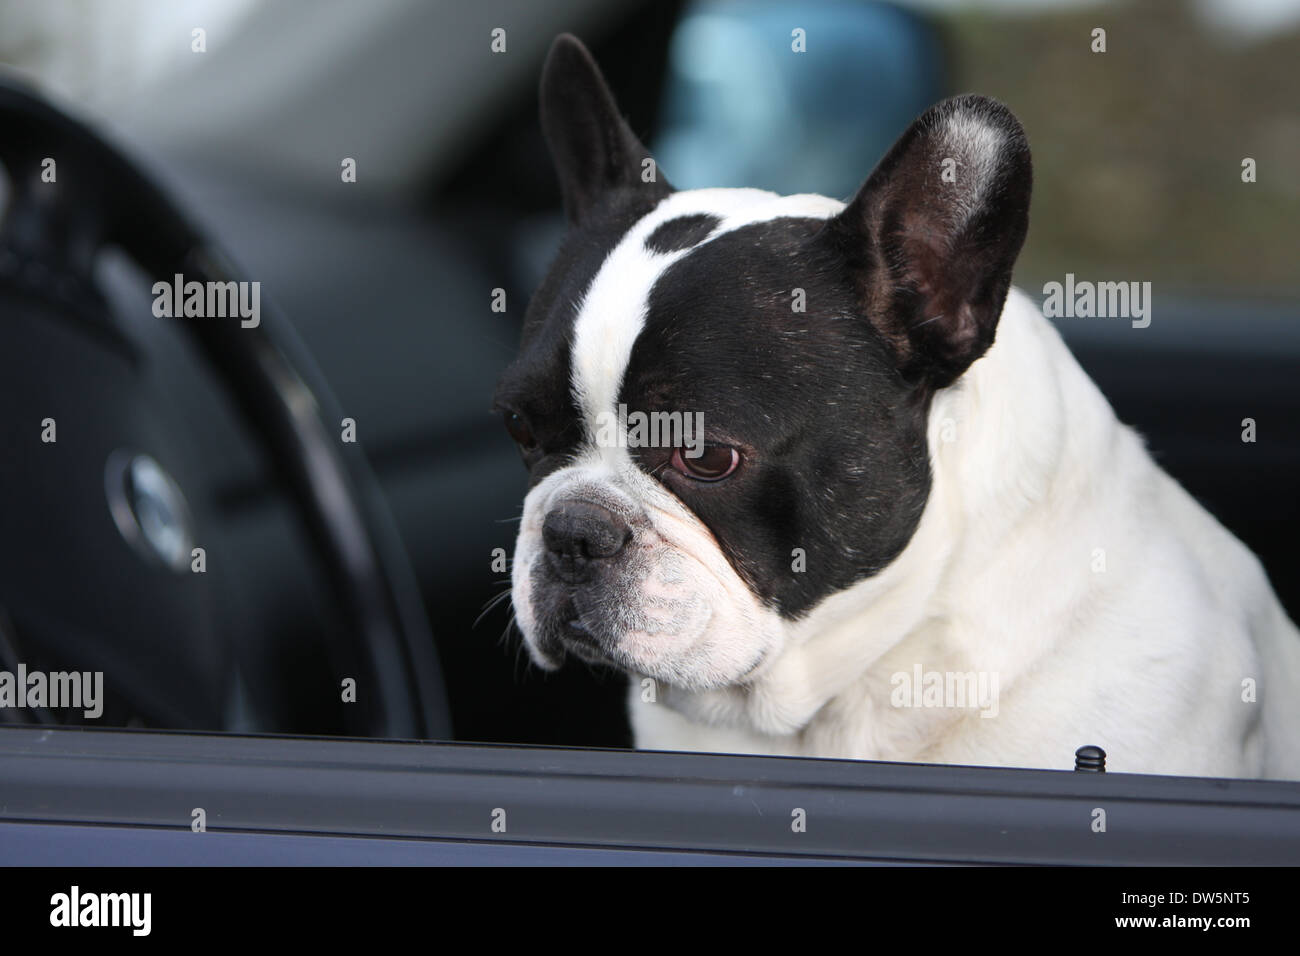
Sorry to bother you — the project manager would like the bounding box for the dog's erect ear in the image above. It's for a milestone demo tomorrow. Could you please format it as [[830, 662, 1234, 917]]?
[[539, 34, 671, 224], [823, 95, 1032, 388]]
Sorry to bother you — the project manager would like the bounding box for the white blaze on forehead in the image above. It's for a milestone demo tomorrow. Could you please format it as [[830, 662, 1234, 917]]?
[[568, 188, 846, 462]]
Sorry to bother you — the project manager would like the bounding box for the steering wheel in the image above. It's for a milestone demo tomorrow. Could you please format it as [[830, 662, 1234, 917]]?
[[0, 77, 450, 739]]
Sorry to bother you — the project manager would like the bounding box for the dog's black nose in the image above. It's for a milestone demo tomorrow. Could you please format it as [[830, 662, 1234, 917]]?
[[542, 502, 630, 581]]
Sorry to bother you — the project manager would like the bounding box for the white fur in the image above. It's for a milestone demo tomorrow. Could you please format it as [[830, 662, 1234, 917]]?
[[516, 186, 1300, 780], [511, 457, 787, 688], [938, 112, 1005, 232]]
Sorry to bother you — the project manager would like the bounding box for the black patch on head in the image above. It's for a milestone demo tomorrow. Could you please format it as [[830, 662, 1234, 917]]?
[[618, 217, 934, 620], [644, 214, 721, 255], [494, 187, 667, 485]]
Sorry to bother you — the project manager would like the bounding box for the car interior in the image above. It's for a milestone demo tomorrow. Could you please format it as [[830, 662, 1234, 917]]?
[[0, 0, 1296, 766]]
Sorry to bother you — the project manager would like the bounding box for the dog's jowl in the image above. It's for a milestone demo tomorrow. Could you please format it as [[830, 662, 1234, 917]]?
[[493, 34, 1300, 779]]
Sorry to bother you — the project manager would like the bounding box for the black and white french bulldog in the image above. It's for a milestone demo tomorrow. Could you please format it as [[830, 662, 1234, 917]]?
[[493, 34, 1300, 778]]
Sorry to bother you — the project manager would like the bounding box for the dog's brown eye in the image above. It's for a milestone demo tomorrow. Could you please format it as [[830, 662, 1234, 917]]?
[[503, 411, 537, 449], [671, 445, 739, 482]]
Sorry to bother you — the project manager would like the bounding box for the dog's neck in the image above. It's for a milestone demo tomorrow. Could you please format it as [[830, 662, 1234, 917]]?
[[661, 288, 1122, 742]]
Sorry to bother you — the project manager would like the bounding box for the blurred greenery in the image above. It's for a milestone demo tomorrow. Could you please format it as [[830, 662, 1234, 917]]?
[[939, 0, 1299, 297]]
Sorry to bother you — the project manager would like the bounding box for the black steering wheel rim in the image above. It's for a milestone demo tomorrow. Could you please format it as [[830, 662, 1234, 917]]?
[[0, 75, 451, 740]]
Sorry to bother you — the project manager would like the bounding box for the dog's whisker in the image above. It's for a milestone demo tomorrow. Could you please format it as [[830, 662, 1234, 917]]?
[[473, 588, 515, 629]]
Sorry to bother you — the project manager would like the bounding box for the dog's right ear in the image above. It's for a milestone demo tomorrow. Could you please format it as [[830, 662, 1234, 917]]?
[[539, 34, 671, 224]]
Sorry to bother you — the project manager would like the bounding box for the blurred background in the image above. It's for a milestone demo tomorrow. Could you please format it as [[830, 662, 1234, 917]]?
[[0, 0, 1296, 747]]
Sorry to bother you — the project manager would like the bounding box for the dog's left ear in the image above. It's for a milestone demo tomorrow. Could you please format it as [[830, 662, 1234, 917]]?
[[823, 95, 1032, 387], [539, 34, 672, 225]]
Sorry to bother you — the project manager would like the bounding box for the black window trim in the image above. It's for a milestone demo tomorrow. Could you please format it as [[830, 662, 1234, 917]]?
[[2, 726, 1298, 864]]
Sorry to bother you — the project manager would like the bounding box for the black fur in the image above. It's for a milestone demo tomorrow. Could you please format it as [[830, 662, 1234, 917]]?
[[620, 219, 932, 617], [492, 186, 664, 487], [539, 34, 672, 225], [644, 214, 721, 254], [826, 95, 1032, 387]]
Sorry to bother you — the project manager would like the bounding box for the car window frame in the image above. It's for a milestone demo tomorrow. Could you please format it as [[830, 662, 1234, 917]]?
[[3, 725, 1299, 864]]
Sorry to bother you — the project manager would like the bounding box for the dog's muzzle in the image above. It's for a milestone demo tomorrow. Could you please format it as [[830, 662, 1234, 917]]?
[[512, 463, 786, 690]]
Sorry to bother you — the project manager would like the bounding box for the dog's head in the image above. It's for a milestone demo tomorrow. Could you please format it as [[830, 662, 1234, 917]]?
[[494, 35, 1031, 691]]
